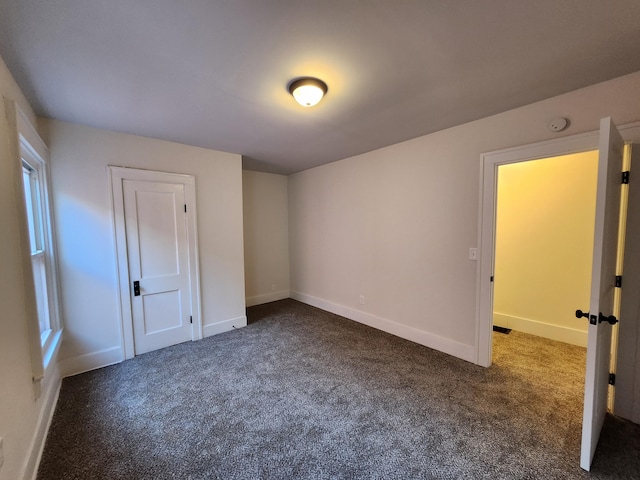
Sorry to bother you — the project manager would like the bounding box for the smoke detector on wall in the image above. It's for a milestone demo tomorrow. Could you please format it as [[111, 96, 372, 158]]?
[[548, 117, 569, 132]]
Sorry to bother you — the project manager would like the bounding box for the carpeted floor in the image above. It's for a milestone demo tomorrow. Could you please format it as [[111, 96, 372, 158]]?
[[37, 299, 640, 479]]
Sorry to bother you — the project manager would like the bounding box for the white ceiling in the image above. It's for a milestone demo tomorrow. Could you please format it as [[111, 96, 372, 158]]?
[[1, 1, 640, 174]]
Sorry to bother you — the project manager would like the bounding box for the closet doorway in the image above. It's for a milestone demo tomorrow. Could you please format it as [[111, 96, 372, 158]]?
[[492, 151, 598, 348]]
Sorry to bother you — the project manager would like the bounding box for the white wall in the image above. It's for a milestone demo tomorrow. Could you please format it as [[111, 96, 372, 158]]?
[[289, 71, 640, 364], [242, 171, 290, 306], [0, 56, 60, 480], [39, 119, 246, 375]]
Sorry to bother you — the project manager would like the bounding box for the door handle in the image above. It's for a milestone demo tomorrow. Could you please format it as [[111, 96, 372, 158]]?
[[576, 309, 618, 325], [133, 280, 140, 297], [575, 309, 589, 319], [598, 313, 618, 325], [576, 309, 597, 325]]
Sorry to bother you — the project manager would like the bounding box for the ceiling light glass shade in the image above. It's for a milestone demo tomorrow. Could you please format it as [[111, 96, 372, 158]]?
[[288, 78, 328, 107]]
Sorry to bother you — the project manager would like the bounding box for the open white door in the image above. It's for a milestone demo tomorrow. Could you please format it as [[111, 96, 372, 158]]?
[[579, 117, 625, 470]]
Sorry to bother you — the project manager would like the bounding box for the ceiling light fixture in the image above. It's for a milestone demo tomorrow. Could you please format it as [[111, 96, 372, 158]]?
[[288, 77, 328, 107]]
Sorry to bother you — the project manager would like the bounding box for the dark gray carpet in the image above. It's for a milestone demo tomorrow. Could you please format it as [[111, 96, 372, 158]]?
[[38, 299, 640, 479]]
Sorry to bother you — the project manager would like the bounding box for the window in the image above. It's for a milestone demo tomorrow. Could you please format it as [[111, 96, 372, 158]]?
[[18, 124, 62, 372], [22, 158, 52, 343]]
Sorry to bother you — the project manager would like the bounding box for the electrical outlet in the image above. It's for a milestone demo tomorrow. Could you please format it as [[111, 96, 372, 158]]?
[[0, 436, 4, 470], [469, 248, 478, 261], [359, 295, 365, 305]]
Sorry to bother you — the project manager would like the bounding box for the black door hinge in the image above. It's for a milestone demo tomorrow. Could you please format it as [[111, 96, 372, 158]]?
[[184, 204, 187, 213], [490, 276, 494, 282], [609, 373, 616, 385], [615, 276, 622, 288], [190, 315, 193, 324], [622, 171, 630, 184]]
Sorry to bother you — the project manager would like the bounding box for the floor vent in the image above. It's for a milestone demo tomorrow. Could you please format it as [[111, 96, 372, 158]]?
[[493, 326, 512, 335]]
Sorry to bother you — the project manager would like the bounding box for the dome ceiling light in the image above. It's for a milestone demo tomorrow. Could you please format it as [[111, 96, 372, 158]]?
[[288, 77, 328, 107]]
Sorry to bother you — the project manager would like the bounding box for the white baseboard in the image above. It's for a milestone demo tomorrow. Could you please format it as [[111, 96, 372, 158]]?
[[291, 291, 476, 363], [203, 316, 247, 337], [246, 289, 290, 307], [58, 346, 124, 378], [23, 361, 61, 480], [493, 312, 587, 347]]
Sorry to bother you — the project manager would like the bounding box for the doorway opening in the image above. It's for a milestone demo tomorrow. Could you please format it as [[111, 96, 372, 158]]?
[[492, 151, 598, 354], [492, 154, 598, 464], [490, 152, 599, 455], [476, 127, 622, 368]]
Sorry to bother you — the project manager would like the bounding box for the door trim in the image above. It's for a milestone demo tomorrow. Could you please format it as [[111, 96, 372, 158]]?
[[476, 121, 640, 367], [108, 166, 202, 359], [615, 145, 640, 423]]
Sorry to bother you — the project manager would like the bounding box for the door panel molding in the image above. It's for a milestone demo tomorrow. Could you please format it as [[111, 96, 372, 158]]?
[[109, 166, 202, 359]]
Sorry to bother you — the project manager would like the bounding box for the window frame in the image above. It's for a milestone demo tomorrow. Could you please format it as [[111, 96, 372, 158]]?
[[15, 108, 63, 375]]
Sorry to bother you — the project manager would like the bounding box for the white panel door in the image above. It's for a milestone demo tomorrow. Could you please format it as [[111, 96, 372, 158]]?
[[123, 179, 193, 354], [580, 117, 624, 470]]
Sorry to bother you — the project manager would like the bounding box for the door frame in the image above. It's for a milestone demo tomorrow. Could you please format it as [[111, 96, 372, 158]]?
[[476, 122, 640, 367], [109, 166, 202, 359], [615, 145, 640, 423]]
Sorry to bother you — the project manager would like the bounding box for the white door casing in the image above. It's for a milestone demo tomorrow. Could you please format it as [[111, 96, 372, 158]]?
[[615, 145, 640, 424], [110, 167, 202, 358], [580, 118, 624, 470]]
